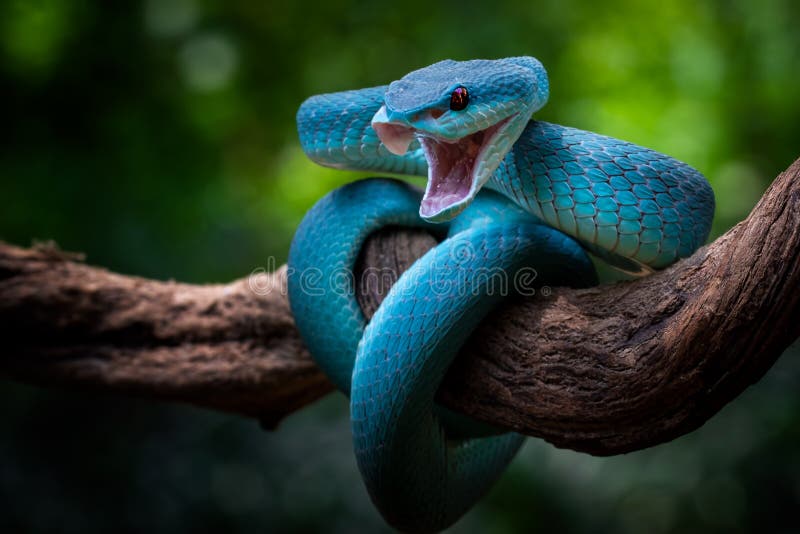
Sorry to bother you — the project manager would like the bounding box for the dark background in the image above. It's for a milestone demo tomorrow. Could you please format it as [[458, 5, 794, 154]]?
[[1, 0, 799, 532]]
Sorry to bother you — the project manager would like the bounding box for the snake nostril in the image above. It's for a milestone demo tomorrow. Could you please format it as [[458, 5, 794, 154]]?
[[430, 109, 444, 120]]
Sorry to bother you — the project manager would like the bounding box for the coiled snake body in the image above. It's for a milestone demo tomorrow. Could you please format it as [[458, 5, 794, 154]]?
[[288, 57, 714, 532]]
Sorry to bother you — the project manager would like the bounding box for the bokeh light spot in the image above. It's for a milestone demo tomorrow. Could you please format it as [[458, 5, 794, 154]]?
[[180, 33, 239, 92], [0, 0, 72, 78]]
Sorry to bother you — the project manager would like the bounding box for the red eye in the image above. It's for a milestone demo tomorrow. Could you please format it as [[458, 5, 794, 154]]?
[[449, 86, 469, 111]]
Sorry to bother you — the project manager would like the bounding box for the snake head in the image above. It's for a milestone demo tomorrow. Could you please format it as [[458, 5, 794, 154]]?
[[372, 57, 549, 222]]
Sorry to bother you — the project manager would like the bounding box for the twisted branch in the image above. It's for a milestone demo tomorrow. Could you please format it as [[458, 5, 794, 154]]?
[[1, 158, 798, 455]]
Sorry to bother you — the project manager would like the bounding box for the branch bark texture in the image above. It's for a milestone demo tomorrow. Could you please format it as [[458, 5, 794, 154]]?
[[1, 158, 799, 454]]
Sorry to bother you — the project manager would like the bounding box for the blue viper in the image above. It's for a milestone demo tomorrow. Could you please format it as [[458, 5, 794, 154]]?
[[288, 57, 715, 532]]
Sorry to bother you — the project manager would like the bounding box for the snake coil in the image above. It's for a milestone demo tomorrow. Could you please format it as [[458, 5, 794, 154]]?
[[288, 57, 714, 532]]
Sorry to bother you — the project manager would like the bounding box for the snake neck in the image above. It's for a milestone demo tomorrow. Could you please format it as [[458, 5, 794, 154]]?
[[484, 120, 714, 273]]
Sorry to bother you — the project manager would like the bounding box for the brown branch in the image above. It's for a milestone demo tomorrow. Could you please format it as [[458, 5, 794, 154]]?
[[1, 158, 799, 454]]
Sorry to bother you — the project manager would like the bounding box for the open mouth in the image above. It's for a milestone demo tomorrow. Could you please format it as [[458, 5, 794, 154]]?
[[418, 119, 508, 219], [373, 114, 511, 221]]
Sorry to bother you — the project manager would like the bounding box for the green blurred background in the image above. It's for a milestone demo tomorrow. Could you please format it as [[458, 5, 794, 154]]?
[[1, 0, 799, 532]]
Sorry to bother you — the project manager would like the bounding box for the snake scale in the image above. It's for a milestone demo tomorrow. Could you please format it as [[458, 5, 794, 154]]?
[[287, 57, 715, 532]]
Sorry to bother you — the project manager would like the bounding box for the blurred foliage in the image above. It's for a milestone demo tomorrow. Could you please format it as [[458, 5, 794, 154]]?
[[1, 0, 799, 532]]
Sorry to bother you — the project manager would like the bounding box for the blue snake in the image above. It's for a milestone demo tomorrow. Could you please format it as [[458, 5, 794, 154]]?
[[287, 57, 715, 532]]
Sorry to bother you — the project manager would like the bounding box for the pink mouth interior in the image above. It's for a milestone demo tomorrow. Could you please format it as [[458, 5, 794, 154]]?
[[419, 119, 506, 218]]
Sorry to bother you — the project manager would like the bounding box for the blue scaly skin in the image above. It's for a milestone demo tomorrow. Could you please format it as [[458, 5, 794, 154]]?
[[288, 57, 715, 532]]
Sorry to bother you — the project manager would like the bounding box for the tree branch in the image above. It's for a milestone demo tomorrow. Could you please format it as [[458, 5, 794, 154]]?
[[1, 158, 799, 454]]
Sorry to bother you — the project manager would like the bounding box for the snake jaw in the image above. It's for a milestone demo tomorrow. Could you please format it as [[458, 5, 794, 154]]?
[[417, 117, 511, 221], [373, 102, 517, 222]]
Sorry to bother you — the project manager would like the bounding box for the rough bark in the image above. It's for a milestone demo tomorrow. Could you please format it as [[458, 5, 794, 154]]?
[[1, 158, 799, 455]]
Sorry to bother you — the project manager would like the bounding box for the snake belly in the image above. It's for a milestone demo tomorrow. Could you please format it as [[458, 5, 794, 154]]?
[[289, 57, 715, 532]]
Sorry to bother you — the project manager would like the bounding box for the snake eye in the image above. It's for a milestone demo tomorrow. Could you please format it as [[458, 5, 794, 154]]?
[[449, 86, 469, 111]]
